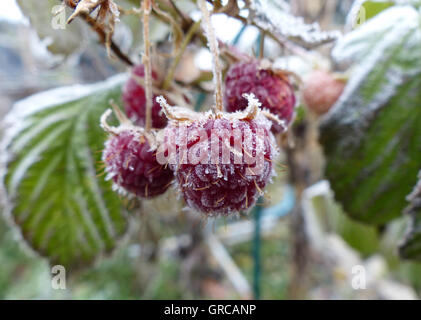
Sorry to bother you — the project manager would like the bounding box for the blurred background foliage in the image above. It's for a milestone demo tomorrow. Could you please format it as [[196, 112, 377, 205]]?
[[1, 0, 421, 300]]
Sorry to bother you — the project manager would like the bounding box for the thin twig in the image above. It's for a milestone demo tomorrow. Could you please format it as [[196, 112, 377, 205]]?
[[259, 32, 265, 60], [152, 1, 183, 53], [161, 19, 202, 91], [227, 13, 309, 59], [168, 0, 189, 25], [142, 0, 153, 132], [198, 0, 223, 114]]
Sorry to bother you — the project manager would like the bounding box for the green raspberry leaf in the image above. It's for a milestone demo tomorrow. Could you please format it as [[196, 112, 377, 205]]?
[[320, 6, 421, 225], [1, 75, 129, 270]]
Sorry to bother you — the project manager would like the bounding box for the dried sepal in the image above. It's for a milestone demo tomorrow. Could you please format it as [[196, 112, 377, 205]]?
[[227, 93, 260, 121], [67, 0, 120, 58], [157, 93, 287, 133], [100, 102, 157, 149], [67, 0, 101, 23], [260, 110, 287, 132], [156, 96, 202, 123]]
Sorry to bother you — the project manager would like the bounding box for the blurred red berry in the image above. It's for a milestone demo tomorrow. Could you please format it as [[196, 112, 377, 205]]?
[[302, 70, 345, 115], [122, 64, 168, 129]]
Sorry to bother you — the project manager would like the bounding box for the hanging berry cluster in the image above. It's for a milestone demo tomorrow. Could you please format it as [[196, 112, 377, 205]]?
[[100, 0, 297, 217]]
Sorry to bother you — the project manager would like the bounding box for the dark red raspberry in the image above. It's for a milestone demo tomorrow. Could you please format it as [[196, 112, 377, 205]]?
[[162, 114, 277, 216], [224, 60, 296, 133], [122, 64, 168, 129], [103, 129, 173, 198]]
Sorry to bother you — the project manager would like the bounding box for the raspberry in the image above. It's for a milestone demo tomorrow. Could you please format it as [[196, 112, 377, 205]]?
[[102, 128, 173, 198], [224, 60, 296, 133], [122, 64, 168, 129], [302, 70, 345, 115], [159, 95, 278, 216]]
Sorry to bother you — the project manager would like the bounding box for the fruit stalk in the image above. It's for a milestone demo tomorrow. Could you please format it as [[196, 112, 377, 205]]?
[[142, 0, 153, 132], [285, 121, 313, 299], [198, 0, 223, 114]]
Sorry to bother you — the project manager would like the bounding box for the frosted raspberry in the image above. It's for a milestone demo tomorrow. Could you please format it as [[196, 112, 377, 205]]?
[[122, 64, 168, 129], [103, 129, 173, 198], [302, 70, 345, 115], [159, 95, 278, 216], [224, 60, 296, 133]]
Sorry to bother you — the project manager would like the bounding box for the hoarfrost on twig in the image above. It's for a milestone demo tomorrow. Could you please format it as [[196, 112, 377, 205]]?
[[248, 1, 341, 49]]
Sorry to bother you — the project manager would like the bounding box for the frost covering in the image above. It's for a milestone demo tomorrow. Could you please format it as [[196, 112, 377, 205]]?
[[158, 95, 279, 216], [102, 127, 174, 199], [320, 5, 421, 225]]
